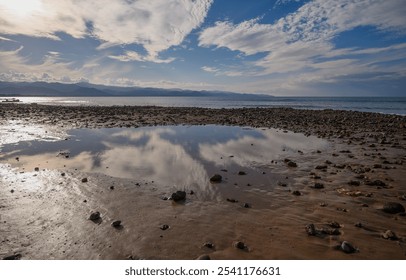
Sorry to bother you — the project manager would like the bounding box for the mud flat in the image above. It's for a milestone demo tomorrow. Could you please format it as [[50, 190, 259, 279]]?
[[0, 103, 405, 259]]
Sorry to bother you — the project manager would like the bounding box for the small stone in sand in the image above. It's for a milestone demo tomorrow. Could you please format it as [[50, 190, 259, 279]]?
[[81, 178, 88, 183], [315, 165, 327, 170], [234, 241, 246, 250], [292, 190, 301, 196], [10, 189, 14, 193], [348, 180, 360, 186], [111, 220, 121, 228], [382, 202, 405, 214], [160, 224, 169, 230], [110, 186, 114, 190], [197, 255, 211, 260], [382, 230, 398, 240], [313, 183, 324, 189], [210, 174, 222, 183], [89, 211, 100, 221], [243, 203, 251, 208], [226, 198, 238, 203], [305, 224, 316, 236], [203, 242, 214, 249], [365, 180, 386, 187], [171, 191, 186, 202], [287, 161, 297, 167], [340, 241, 357, 254], [34, 167, 39, 172], [61, 172, 65, 177], [329, 221, 341, 228], [238, 171, 246, 175]]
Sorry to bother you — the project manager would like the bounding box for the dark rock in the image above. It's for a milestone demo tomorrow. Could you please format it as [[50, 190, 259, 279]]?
[[325, 160, 332, 164], [340, 241, 357, 254], [315, 165, 327, 170], [110, 186, 115, 190], [278, 181, 287, 187], [89, 211, 100, 221], [34, 167, 39, 172], [312, 183, 324, 189], [292, 190, 301, 196], [354, 222, 363, 228], [238, 171, 246, 175], [287, 161, 297, 167], [203, 242, 214, 249], [234, 241, 246, 250], [61, 172, 66, 177], [10, 189, 14, 193], [320, 228, 340, 235], [197, 255, 211, 260], [329, 221, 341, 228], [160, 224, 169, 230], [226, 198, 238, 203], [382, 230, 398, 240], [171, 191, 186, 202], [3, 253, 22, 260], [382, 202, 405, 214], [242, 203, 251, 208], [210, 174, 222, 183], [348, 180, 360, 186], [111, 220, 121, 228], [81, 177, 88, 183], [365, 179, 386, 186], [305, 224, 316, 236]]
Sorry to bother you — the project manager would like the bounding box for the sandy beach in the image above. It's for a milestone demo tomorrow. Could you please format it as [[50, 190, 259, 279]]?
[[1, 103, 405, 260]]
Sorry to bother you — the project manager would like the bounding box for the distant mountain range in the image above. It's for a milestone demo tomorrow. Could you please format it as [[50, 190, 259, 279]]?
[[0, 81, 272, 99]]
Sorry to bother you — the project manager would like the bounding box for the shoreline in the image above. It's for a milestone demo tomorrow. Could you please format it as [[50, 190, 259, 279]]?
[[1, 103, 405, 259]]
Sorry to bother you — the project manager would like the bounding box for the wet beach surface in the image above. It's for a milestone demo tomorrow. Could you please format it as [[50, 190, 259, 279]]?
[[0, 103, 406, 259]]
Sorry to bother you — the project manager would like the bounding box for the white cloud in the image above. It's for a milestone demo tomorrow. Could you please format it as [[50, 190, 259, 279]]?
[[198, 0, 406, 90], [0, 0, 213, 62], [201, 66, 219, 73], [108, 51, 175, 64]]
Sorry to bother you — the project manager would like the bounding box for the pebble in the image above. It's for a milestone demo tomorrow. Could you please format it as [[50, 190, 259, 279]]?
[[34, 167, 39, 171], [111, 220, 121, 228], [234, 241, 246, 250], [210, 174, 222, 183], [315, 165, 327, 170], [110, 186, 115, 190], [203, 242, 215, 249], [171, 191, 186, 202], [287, 161, 297, 167], [348, 180, 360, 186], [89, 211, 100, 221], [340, 241, 357, 254], [242, 203, 251, 208], [81, 178, 88, 183], [197, 255, 211, 260], [61, 172, 66, 176], [160, 224, 169, 230], [226, 198, 238, 203], [292, 190, 301, 196], [312, 183, 324, 189], [305, 224, 316, 236], [382, 202, 405, 214], [329, 221, 341, 228], [238, 171, 246, 175], [382, 230, 398, 240]]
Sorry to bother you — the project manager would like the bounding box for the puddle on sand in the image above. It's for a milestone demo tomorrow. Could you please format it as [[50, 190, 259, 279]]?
[[0, 125, 329, 201]]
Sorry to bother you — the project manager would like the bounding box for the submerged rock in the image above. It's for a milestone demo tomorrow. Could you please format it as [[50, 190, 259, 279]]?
[[210, 174, 222, 183], [89, 211, 100, 221], [382, 202, 405, 214], [171, 191, 186, 202]]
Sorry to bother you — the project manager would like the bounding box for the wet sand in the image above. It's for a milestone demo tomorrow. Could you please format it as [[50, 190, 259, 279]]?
[[1, 103, 406, 260]]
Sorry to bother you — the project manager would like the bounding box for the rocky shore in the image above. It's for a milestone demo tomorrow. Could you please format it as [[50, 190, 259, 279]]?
[[0, 103, 405, 260]]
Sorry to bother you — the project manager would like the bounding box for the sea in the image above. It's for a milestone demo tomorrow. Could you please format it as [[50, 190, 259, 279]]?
[[2, 96, 406, 115]]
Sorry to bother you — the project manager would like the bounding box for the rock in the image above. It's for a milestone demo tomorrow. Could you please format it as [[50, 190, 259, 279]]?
[[89, 211, 100, 221], [287, 161, 297, 167], [34, 167, 39, 171], [238, 171, 246, 175], [325, 160, 332, 164], [160, 224, 169, 230], [305, 224, 316, 236], [382, 202, 405, 214], [292, 190, 301, 196], [111, 220, 121, 228], [312, 183, 324, 189], [354, 222, 363, 228], [278, 181, 287, 187], [348, 180, 360, 186], [203, 242, 214, 249], [382, 230, 398, 240], [61, 172, 66, 177], [109, 186, 114, 190], [365, 180, 386, 187], [315, 165, 327, 170], [10, 189, 14, 193], [2, 253, 22, 260], [320, 228, 340, 235], [340, 241, 357, 254], [197, 255, 211, 260], [81, 177, 88, 183], [171, 191, 186, 202], [329, 221, 341, 228], [226, 198, 238, 203], [242, 203, 251, 208], [210, 174, 222, 183], [234, 241, 246, 250]]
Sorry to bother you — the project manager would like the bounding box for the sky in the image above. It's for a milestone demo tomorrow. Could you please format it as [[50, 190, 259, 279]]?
[[0, 0, 405, 96]]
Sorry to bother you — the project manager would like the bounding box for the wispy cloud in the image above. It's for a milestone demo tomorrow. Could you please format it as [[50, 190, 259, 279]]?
[[0, 0, 213, 62]]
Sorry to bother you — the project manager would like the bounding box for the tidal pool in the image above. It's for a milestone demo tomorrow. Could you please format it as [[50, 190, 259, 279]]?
[[0, 125, 329, 200]]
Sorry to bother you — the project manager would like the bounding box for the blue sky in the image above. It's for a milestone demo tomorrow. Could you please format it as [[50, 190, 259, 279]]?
[[0, 0, 405, 96]]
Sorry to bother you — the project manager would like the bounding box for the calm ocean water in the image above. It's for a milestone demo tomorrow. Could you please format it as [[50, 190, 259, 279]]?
[[3, 96, 406, 115]]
